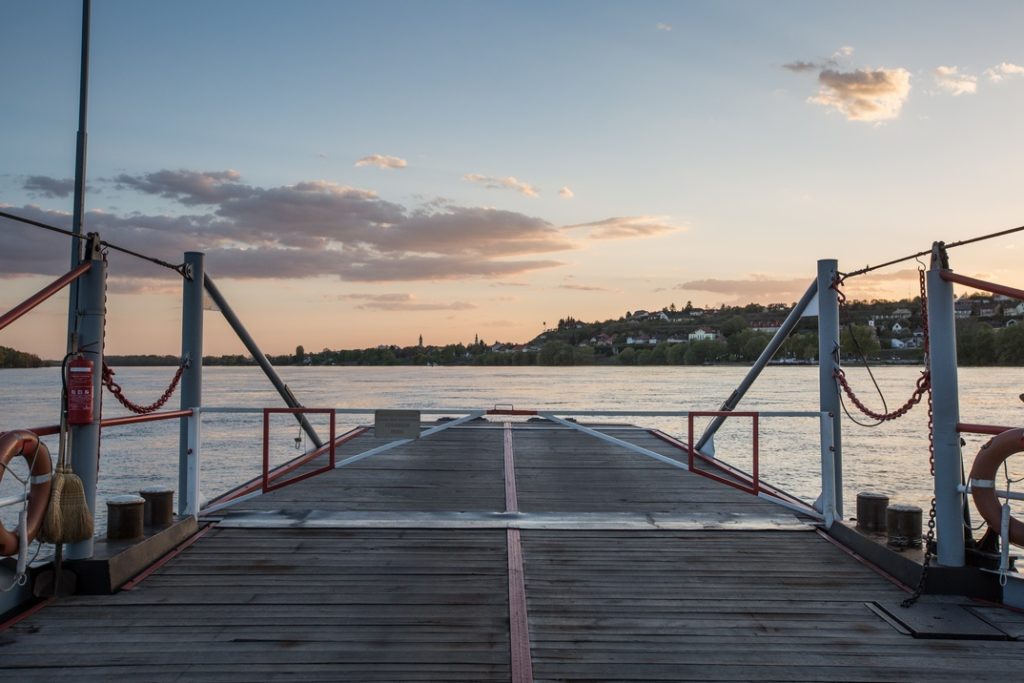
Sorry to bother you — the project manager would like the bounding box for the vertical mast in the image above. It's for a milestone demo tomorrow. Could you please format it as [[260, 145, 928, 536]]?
[[67, 0, 91, 350]]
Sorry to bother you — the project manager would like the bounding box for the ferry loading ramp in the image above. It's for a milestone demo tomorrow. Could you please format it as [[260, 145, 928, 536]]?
[[3, 418, 1023, 681]]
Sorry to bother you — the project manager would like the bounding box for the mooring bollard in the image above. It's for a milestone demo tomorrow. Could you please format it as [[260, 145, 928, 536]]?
[[856, 492, 889, 533], [106, 495, 145, 541], [140, 487, 174, 528], [886, 504, 923, 549]]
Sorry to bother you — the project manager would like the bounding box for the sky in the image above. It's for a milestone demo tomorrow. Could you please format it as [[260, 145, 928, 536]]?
[[2, 1, 1023, 359]]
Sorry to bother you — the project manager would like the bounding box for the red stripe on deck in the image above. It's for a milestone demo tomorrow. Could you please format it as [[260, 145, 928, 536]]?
[[507, 528, 534, 683], [0, 597, 54, 633], [503, 423, 534, 683]]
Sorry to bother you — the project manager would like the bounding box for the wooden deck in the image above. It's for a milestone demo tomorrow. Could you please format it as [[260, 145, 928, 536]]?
[[3, 419, 1023, 681]]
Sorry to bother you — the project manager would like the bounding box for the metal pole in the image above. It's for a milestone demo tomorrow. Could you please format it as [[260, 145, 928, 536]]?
[[816, 259, 843, 518], [184, 409, 201, 517], [179, 252, 204, 515], [203, 274, 323, 448], [65, 236, 104, 560], [696, 280, 818, 454], [927, 243, 965, 566], [819, 411, 836, 528], [66, 0, 91, 351]]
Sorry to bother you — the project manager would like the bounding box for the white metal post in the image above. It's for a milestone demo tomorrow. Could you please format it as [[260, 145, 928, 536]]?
[[927, 245, 966, 566], [179, 251, 204, 516], [816, 259, 843, 518], [818, 411, 836, 528], [184, 408, 201, 517], [66, 237, 104, 560]]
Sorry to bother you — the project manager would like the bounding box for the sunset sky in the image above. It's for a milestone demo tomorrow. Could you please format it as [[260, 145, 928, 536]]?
[[3, 1, 1023, 359]]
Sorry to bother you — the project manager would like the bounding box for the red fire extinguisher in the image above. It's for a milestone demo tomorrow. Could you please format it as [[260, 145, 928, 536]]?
[[66, 356, 94, 425]]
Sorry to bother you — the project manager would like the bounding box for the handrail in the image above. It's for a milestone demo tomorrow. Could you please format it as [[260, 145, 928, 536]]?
[[0, 262, 92, 332], [959, 423, 1016, 436], [940, 269, 1024, 302], [15, 408, 194, 438]]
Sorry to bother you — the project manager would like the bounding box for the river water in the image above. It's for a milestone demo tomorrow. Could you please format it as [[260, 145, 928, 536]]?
[[2, 365, 1022, 534]]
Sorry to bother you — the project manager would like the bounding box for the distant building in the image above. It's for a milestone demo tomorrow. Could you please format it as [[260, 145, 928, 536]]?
[[688, 328, 719, 342], [751, 321, 782, 335], [892, 308, 912, 319]]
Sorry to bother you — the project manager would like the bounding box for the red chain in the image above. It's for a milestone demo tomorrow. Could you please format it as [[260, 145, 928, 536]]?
[[102, 362, 187, 414], [832, 268, 932, 424], [835, 367, 931, 421]]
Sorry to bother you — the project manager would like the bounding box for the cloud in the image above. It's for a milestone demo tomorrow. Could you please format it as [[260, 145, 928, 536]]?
[[564, 215, 681, 240], [463, 174, 539, 197], [113, 169, 245, 205], [810, 67, 911, 121], [559, 283, 609, 292], [0, 168, 575, 282], [341, 293, 477, 311], [24, 175, 74, 198], [782, 61, 821, 73], [354, 154, 408, 169], [675, 275, 811, 303], [656, 23, 672, 31], [985, 62, 1024, 83], [934, 66, 977, 96], [558, 186, 574, 199]]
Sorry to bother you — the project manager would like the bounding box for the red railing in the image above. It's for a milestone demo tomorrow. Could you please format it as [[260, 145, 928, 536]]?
[[0, 262, 92, 332], [939, 269, 1024, 301], [958, 423, 1017, 436], [17, 408, 193, 438], [687, 411, 760, 495], [262, 408, 336, 493]]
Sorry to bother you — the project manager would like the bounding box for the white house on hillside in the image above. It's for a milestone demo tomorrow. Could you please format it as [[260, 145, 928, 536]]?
[[688, 328, 719, 342]]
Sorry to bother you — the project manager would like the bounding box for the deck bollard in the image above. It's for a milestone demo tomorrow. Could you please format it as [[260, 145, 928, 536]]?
[[886, 504, 922, 549], [106, 495, 145, 541], [856, 492, 889, 533], [140, 487, 174, 528]]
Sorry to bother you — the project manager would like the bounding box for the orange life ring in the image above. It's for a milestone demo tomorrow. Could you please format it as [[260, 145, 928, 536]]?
[[0, 431, 53, 556], [969, 427, 1024, 548]]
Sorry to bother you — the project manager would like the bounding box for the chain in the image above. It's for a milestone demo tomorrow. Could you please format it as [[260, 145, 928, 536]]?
[[102, 362, 187, 415], [833, 268, 932, 423], [902, 268, 936, 608], [902, 497, 937, 607], [835, 368, 930, 421]]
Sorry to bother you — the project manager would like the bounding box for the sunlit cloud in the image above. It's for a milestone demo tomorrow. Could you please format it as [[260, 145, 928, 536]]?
[[341, 293, 477, 311], [463, 173, 539, 197], [1, 170, 574, 283], [558, 186, 574, 199], [23, 175, 74, 198], [811, 67, 911, 121], [564, 215, 682, 240], [354, 154, 408, 169], [985, 62, 1024, 83], [934, 66, 977, 96]]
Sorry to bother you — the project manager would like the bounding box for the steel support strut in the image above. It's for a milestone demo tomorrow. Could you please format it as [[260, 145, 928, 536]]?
[[65, 236, 104, 560], [179, 252, 204, 516], [927, 243, 966, 566], [816, 259, 843, 518]]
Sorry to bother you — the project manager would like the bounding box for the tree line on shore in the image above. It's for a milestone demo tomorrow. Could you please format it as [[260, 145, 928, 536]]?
[[4, 295, 1022, 368]]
